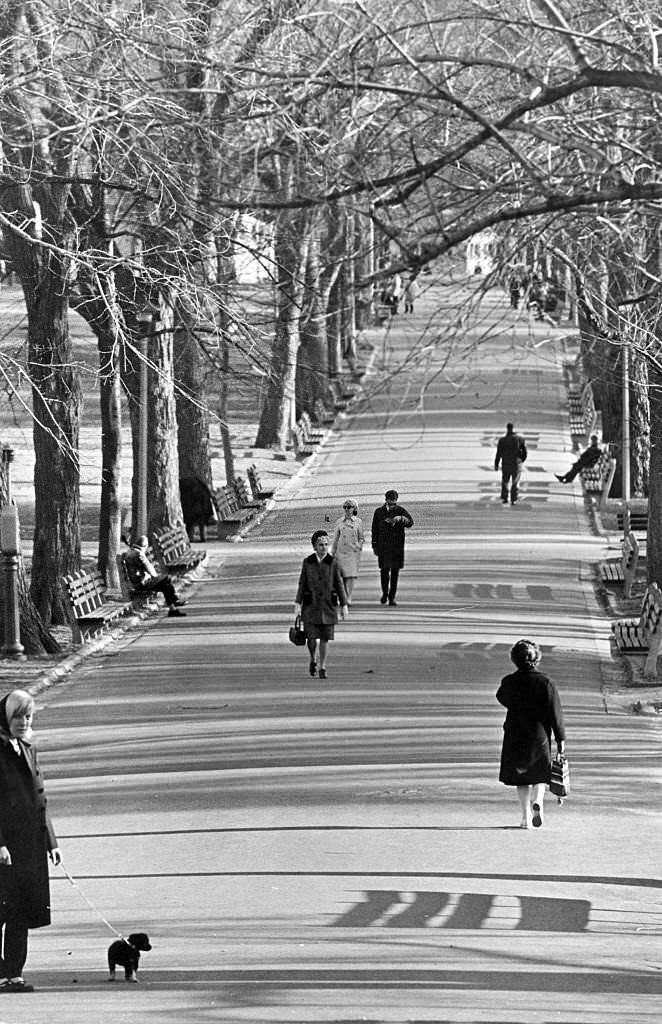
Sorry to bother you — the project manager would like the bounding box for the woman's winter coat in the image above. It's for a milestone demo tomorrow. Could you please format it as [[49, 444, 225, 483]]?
[[0, 725, 57, 929], [330, 516, 365, 579], [296, 554, 348, 626], [371, 504, 414, 569], [496, 668, 565, 786]]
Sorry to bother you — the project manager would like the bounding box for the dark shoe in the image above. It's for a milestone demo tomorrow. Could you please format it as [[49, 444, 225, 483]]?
[[380, 595, 388, 604], [555, 474, 566, 483], [501, 500, 508, 505], [531, 802, 543, 828], [309, 659, 317, 677], [174, 598, 187, 606], [319, 668, 327, 679], [511, 500, 517, 505], [1, 980, 34, 993], [388, 598, 397, 606], [168, 607, 187, 617]]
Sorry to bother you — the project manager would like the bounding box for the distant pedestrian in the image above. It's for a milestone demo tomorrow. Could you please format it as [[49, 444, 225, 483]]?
[[294, 530, 348, 680], [403, 275, 420, 313], [330, 499, 365, 603], [494, 422, 527, 505], [497, 640, 566, 829], [0, 689, 62, 992], [555, 435, 602, 483], [371, 489, 414, 606], [387, 273, 403, 314], [123, 536, 187, 617]]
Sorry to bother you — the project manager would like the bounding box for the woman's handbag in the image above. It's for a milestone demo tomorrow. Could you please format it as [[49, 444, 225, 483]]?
[[288, 614, 307, 646], [550, 753, 570, 803]]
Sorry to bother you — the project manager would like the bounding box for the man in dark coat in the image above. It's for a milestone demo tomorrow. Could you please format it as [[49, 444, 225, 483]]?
[[179, 477, 217, 542], [555, 435, 601, 483], [123, 536, 186, 617], [0, 690, 61, 992], [294, 530, 348, 679], [494, 422, 527, 505], [371, 489, 414, 606]]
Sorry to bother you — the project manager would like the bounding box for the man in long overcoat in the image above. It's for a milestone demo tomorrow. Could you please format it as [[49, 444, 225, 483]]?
[[294, 530, 348, 679], [371, 489, 414, 606], [494, 422, 527, 505]]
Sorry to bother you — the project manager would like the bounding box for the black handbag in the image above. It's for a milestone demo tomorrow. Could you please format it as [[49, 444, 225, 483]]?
[[550, 753, 570, 803], [288, 614, 307, 646]]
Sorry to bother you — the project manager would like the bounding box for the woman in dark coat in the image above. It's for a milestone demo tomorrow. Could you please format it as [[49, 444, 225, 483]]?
[[371, 489, 414, 605], [294, 529, 348, 679], [0, 689, 61, 992], [497, 640, 566, 829]]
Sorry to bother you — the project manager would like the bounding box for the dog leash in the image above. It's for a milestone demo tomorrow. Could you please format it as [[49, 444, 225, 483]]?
[[58, 862, 129, 943]]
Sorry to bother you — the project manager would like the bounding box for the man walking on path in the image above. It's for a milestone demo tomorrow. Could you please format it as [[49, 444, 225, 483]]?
[[494, 422, 527, 505], [371, 490, 414, 606], [555, 435, 602, 483]]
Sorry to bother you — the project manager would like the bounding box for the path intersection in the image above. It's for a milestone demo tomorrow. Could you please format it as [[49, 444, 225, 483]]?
[[18, 279, 662, 1023]]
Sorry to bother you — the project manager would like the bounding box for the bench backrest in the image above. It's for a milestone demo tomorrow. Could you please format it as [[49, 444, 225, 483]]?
[[234, 476, 253, 507], [152, 525, 190, 563], [62, 570, 106, 616], [313, 399, 330, 424], [639, 582, 662, 640], [213, 486, 233, 520], [247, 464, 261, 499]]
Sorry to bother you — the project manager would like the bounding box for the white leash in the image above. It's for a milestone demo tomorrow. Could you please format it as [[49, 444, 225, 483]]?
[[59, 862, 128, 942]]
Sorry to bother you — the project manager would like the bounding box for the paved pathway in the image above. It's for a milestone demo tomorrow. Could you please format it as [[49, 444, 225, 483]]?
[[13, 280, 662, 1023]]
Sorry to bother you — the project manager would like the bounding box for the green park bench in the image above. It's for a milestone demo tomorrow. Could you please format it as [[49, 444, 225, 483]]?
[[599, 530, 640, 599], [612, 581, 662, 678], [62, 570, 132, 644], [151, 524, 207, 574]]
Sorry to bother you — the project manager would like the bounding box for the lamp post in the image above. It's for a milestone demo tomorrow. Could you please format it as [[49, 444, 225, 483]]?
[[135, 309, 153, 538], [622, 340, 631, 538], [1, 446, 25, 661]]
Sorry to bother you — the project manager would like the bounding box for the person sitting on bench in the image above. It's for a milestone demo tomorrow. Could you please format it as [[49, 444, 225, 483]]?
[[123, 536, 187, 617], [555, 435, 601, 483]]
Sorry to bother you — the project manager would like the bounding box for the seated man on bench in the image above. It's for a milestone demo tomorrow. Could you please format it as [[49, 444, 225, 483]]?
[[123, 536, 187, 617], [555, 435, 601, 483]]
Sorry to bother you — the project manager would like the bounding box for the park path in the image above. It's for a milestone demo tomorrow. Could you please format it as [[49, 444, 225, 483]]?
[[16, 279, 662, 1023]]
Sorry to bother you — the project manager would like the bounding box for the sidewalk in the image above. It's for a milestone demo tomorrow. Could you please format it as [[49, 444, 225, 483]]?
[[3, 278, 662, 1024]]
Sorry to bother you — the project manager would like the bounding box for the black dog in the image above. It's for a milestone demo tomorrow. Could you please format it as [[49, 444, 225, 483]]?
[[107, 933, 152, 982]]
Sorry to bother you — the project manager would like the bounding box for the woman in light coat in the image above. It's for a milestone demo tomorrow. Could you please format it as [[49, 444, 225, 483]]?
[[330, 499, 365, 602]]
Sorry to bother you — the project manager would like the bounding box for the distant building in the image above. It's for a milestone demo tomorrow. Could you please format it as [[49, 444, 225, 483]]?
[[466, 230, 497, 276]]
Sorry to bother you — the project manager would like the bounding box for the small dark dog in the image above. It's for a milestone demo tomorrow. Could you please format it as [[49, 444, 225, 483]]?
[[107, 933, 152, 982]]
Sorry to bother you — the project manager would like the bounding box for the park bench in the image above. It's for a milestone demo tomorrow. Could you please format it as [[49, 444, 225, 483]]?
[[152, 524, 206, 574], [62, 569, 132, 644], [214, 483, 257, 538], [300, 410, 326, 444], [313, 398, 335, 426], [581, 452, 617, 513], [376, 302, 391, 323], [568, 382, 598, 444], [293, 420, 316, 458], [616, 503, 648, 533], [599, 530, 640, 599], [233, 475, 264, 511], [611, 581, 662, 678], [247, 464, 275, 502]]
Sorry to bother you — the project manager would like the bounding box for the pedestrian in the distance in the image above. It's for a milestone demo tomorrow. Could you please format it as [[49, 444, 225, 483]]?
[[294, 530, 348, 679], [555, 435, 602, 483], [388, 273, 403, 314], [403, 275, 420, 313], [371, 489, 414, 606], [0, 689, 62, 993], [494, 422, 527, 505], [496, 640, 566, 829], [330, 499, 365, 603]]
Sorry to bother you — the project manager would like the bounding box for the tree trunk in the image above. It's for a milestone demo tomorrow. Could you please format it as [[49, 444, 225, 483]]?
[[648, 362, 662, 585], [25, 281, 82, 624], [297, 230, 329, 415], [97, 330, 123, 587], [174, 323, 213, 486], [255, 216, 310, 450], [146, 307, 184, 537]]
